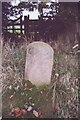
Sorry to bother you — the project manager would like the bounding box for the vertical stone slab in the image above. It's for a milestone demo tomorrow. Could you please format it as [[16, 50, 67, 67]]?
[[25, 41, 54, 86]]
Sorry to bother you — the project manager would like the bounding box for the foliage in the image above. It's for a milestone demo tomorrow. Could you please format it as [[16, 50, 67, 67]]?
[[57, 2, 78, 29], [2, 2, 22, 27], [2, 2, 78, 41], [2, 2, 12, 25]]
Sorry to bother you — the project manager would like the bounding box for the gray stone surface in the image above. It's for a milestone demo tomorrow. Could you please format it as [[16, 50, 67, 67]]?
[[25, 41, 54, 86]]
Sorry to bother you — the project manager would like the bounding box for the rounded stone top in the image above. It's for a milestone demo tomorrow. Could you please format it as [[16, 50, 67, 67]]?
[[27, 41, 54, 55]]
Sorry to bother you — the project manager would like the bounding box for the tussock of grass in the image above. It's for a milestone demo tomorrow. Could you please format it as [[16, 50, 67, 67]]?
[[2, 42, 26, 94]]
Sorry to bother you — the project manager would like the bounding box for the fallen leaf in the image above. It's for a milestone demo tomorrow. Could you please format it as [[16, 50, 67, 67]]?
[[9, 85, 12, 90], [33, 110, 39, 117], [27, 106, 33, 112], [14, 107, 22, 117], [24, 86, 29, 91], [21, 109, 27, 116]]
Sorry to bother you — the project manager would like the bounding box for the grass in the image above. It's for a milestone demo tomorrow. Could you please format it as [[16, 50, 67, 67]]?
[[2, 38, 79, 118]]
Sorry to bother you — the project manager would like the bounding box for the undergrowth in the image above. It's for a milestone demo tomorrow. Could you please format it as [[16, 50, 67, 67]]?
[[2, 38, 79, 118]]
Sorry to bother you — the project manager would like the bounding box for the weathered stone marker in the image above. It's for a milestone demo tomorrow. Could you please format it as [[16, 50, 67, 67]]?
[[25, 41, 54, 86]]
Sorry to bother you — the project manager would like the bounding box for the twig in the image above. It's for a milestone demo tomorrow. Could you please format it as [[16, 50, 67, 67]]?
[[52, 82, 57, 107]]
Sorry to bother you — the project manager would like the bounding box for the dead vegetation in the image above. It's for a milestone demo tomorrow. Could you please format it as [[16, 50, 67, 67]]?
[[2, 35, 79, 118]]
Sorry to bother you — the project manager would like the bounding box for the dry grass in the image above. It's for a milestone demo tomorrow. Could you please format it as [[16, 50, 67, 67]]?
[[2, 42, 26, 94], [2, 37, 79, 118], [51, 38, 79, 118]]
